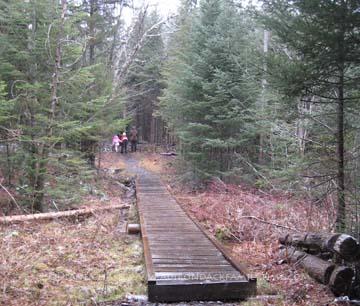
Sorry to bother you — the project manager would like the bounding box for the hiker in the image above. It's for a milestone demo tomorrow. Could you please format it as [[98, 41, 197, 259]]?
[[120, 132, 128, 154], [112, 134, 120, 152], [129, 126, 138, 152]]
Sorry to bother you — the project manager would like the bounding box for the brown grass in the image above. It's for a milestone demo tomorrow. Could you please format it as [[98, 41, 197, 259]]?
[[0, 211, 145, 306]]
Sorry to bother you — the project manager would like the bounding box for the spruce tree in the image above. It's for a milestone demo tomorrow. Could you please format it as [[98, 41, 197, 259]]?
[[260, 0, 360, 231], [161, 0, 260, 180]]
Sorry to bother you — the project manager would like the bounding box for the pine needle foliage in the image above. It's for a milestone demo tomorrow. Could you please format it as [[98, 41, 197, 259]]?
[[160, 0, 260, 180]]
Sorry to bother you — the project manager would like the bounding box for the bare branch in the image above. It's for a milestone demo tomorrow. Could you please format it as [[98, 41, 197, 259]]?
[[238, 215, 300, 232], [0, 180, 28, 214]]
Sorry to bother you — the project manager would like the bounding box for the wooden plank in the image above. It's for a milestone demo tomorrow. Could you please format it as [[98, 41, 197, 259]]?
[[153, 267, 237, 273], [154, 271, 245, 279], [149, 242, 214, 247], [153, 263, 234, 268], [151, 255, 224, 259], [153, 259, 229, 264], [150, 246, 220, 251], [148, 281, 257, 302], [151, 252, 223, 257]]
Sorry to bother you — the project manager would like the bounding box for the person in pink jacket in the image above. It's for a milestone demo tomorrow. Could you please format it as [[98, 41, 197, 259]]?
[[112, 134, 120, 152]]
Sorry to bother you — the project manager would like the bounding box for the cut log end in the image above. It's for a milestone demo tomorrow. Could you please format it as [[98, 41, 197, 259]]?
[[127, 223, 141, 234], [328, 234, 359, 261], [329, 266, 354, 296]]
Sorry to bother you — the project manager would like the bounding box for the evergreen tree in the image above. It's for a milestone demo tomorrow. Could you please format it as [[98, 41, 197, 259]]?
[[160, 0, 260, 180], [260, 0, 360, 231]]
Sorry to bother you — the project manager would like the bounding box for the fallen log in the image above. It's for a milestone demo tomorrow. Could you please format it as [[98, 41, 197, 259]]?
[[279, 233, 329, 253], [0, 204, 130, 224], [159, 152, 177, 156], [279, 246, 306, 263], [279, 233, 360, 261], [280, 246, 335, 284], [301, 253, 336, 284], [329, 266, 354, 296]]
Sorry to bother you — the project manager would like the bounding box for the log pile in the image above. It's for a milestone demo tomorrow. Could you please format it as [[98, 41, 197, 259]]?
[[279, 233, 360, 297]]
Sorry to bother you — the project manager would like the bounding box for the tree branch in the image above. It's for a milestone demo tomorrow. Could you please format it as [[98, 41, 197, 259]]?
[[238, 215, 300, 232]]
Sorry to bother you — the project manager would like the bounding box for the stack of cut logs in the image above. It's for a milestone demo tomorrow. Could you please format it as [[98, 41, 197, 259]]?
[[279, 233, 360, 297]]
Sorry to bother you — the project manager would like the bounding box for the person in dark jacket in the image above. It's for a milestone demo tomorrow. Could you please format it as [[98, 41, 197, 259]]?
[[120, 132, 128, 153], [129, 126, 138, 152]]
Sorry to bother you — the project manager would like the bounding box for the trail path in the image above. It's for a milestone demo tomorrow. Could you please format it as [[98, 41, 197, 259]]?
[[123, 155, 256, 302]]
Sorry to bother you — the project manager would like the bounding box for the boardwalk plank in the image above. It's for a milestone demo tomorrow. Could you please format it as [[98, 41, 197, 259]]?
[[134, 163, 256, 302]]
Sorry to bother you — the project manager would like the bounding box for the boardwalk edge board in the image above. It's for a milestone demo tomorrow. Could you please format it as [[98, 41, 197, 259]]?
[[136, 175, 257, 302]]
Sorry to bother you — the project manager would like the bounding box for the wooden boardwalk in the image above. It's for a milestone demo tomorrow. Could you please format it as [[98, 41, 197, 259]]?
[[136, 171, 257, 302]]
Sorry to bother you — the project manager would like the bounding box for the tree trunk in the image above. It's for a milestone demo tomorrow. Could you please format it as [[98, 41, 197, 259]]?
[[336, 19, 346, 231], [336, 74, 346, 232], [328, 234, 360, 261], [89, 0, 97, 65], [27, 144, 45, 212], [258, 30, 270, 164], [279, 246, 307, 262], [6, 143, 12, 185], [30, 0, 67, 212]]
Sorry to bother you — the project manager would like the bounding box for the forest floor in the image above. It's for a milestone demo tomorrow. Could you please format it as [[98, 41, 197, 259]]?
[[0, 151, 340, 306], [0, 156, 146, 306]]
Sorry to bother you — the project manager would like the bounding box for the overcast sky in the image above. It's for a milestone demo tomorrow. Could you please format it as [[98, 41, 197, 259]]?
[[129, 0, 259, 18], [123, 0, 260, 25], [146, 0, 180, 15]]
